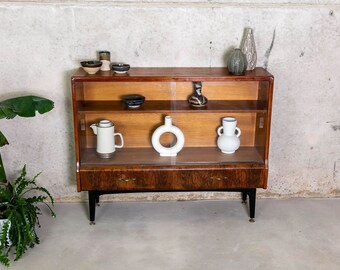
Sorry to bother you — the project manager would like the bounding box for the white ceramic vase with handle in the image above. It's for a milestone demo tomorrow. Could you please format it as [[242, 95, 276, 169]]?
[[90, 120, 124, 158], [217, 117, 241, 154]]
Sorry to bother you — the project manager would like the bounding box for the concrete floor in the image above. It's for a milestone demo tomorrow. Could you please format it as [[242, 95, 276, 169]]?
[[6, 198, 340, 270]]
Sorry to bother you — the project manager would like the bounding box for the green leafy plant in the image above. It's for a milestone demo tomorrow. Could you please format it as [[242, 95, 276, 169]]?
[[0, 95, 54, 183], [0, 95, 55, 267], [0, 166, 55, 267]]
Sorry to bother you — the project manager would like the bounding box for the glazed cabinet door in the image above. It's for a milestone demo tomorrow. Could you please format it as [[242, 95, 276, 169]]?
[[71, 68, 273, 192]]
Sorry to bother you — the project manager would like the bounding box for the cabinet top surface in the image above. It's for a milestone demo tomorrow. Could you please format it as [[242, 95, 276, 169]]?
[[72, 67, 273, 82]]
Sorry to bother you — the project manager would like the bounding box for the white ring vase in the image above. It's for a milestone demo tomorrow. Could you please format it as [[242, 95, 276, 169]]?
[[151, 116, 185, 157]]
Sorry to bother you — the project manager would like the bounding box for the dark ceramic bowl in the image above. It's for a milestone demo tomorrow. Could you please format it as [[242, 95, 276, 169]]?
[[123, 95, 145, 108], [80, 61, 102, 68], [112, 63, 130, 73]]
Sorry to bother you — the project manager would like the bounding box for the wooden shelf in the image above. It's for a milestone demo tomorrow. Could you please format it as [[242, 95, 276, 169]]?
[[72, 67, 273, 82], [77, 100, 268, 113], [80, 147, 264, 167]]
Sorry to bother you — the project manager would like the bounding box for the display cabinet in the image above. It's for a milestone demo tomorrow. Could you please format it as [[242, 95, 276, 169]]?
[[71, 67, 274, 223]]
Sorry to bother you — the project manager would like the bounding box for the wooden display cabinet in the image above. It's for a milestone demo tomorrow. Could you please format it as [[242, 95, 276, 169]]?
[[71, 67, 274, 223]]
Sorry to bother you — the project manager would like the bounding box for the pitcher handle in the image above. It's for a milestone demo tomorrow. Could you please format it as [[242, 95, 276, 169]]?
[[217, 126, 223, 136], [114, 133, 124, 148], [235, 127, 241, 137]]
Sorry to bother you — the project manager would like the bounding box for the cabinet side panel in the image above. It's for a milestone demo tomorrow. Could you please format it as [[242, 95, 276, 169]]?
[[72, 81, 84, 192], [254, 81, 270, 162]]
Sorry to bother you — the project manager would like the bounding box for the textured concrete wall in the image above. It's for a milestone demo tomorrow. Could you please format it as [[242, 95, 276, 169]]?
[[0, 1, 339, 201]]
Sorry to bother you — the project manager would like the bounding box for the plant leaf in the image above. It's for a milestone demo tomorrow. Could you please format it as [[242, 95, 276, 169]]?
[[0, 96, 54, 119], [0, 154, 7, 183], [0, 220, 11, 267], [0, 131, 9, 148]]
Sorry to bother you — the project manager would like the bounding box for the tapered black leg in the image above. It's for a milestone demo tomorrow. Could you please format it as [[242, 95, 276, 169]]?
[[248, 188, 256, 222], [88, 191, 96, 225], [96, 194, 100, 206], [242, 192, 247, 204]]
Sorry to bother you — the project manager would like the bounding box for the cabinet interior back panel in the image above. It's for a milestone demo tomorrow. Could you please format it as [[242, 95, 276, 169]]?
[[83, 112, 257, 148], [81, 81, 259, 101]]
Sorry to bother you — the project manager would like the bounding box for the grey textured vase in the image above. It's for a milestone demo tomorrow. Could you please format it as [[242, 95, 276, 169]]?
[[241, 28, 257, 71], [227, 49, 247, 75]]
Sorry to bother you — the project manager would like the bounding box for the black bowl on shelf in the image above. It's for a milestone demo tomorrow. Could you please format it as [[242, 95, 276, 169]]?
[[112, 63, 130, 73], [123, 95, 145, 108]]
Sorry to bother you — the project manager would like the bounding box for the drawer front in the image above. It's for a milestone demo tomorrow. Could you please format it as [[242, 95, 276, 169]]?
[[172, 169, 265, 190], [80, 170, 173, 191], [79, 168, 266, 191]]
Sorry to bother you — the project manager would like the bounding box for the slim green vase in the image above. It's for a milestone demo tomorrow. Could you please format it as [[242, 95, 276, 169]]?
[[227, 49, 247, 75]]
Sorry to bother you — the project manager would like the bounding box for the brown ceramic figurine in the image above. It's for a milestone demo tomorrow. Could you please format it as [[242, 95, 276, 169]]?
[[188, 81, 208, 107]]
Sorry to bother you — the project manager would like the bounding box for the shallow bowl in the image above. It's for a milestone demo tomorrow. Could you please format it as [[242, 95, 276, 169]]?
[[112, 63, 130, 73], [81, 61, 102, 75], [123, 95, 145, 108]]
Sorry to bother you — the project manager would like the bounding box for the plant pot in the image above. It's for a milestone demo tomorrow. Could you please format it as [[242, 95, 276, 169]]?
[[0, 219, 11, 245]]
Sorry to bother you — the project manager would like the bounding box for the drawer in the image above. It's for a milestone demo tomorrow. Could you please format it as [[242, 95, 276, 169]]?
[[79, 168, 266, 191], [80, 170, 175, 191], [171, 169, 265, 190]]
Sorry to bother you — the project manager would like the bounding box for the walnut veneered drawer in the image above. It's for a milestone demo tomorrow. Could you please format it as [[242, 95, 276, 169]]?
[[79, 170, 173, 191], [79, 168, 266, 191], [171, 169, 266, 189]]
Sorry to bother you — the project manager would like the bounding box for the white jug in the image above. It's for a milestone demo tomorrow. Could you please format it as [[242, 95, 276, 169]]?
[[217, 117, 241, 154], [90, 120, 124, 158]]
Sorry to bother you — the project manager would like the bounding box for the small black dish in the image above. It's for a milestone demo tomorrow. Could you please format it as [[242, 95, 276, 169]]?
[[112, 63, 130, 73], [123, 95, 145, 108], [80, 61, 102, 68]]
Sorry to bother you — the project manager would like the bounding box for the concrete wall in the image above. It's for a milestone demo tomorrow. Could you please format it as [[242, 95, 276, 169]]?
[[0, 0, 339, 201]]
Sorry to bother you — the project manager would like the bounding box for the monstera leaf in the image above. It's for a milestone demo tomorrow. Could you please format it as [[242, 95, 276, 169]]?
[[0, 95, 54, 147], [0, 96, 54, 119], [0, 95, 54, 183]]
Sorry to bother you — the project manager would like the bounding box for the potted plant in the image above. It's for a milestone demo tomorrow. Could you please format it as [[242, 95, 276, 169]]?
[[0, 95, 55, 267], [0, 166, 55, 267]]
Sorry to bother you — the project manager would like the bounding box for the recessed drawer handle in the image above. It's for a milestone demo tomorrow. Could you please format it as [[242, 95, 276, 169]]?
[[117, 177, 136, 182], [210, 176, 228, 181]]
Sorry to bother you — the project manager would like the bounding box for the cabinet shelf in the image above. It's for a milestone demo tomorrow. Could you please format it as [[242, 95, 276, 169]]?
[[77, 100, 268, 113], [80, 147, 264, 167], [72, 67, 273, 82]]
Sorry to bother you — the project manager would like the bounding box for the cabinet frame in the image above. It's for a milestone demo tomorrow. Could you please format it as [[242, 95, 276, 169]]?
[[71, 67, 274, 223]]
